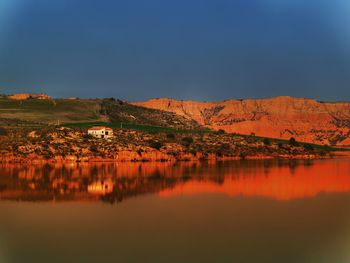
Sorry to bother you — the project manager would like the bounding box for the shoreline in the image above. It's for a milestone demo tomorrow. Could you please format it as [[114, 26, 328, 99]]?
[[1, 151, 349, 164], [1, 126, 349, 165]]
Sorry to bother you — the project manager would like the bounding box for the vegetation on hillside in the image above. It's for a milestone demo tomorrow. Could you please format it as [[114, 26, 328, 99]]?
[[0, 97, 200, 131], [0, 98, 102, 124], [99, 98, 199, 129], [0, 97, 347, 163], [0, 125, 339, 163]]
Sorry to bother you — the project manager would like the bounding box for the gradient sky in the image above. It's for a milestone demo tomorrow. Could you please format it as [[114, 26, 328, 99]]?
[[0, 0, 350, 101]]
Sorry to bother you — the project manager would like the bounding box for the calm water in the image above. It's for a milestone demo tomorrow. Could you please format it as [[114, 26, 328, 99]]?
[[1, 158, 350, 263]]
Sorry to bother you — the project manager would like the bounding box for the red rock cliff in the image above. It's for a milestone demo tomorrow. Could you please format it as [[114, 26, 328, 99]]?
[[132, 96, 350, 146]]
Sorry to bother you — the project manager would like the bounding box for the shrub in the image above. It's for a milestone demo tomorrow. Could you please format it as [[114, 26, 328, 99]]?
[[0, 127, 8, 136], [263, 138, 271, 145], [189, 149, 197, 156], [167, 150, 179, 156], [90, 145, 99, 153], [303, 143, 314, 151], [247, 136, 257, 143], [239, 152, 247, 160], [216, 143, 231, 156], [104, 97, 116, 102], [137, 149, 143, 156], [182, 136, 194, 146], [166, 133, 176, 140], [217, 129, 226, 134], [148, 140, 162, 150], [319, 150, 327, 156], [289, 137, 298, 146], [82, 134, 94, 140], [43, 152, 53, 160]]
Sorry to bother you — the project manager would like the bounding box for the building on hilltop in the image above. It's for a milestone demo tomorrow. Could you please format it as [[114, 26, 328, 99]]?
[[8, 93, 52, 100], [87, 126, 114, 139]]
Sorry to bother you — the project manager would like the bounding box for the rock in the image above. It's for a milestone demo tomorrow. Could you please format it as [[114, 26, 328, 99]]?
[[28, 131, 38, 138], [132, 96, 350, 145]]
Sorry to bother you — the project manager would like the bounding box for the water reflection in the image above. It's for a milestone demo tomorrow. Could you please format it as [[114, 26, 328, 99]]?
[[1, 158, 350, 203]]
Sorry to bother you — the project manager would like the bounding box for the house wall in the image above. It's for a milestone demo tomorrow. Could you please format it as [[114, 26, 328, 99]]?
[[88, 128, 114, 139]]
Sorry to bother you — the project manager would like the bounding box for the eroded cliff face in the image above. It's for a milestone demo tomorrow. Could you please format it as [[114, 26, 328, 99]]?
[[132, 96, 350, 145]]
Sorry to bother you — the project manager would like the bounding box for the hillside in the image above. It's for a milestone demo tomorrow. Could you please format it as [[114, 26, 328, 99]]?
[[0, 95, 345, 163], [0, 98, 103, 124], [2, 94, 350, 146], [0, 97, 198, 130], [132, 96, 350, 146], [99, 98, 199, 129], [0, 124, 335, 164]]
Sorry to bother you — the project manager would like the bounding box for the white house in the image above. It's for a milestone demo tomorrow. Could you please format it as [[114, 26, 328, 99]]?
[[88, 126, 114, 139]]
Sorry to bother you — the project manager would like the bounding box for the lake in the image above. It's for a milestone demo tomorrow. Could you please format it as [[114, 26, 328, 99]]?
[[1, 158, 350, 263]]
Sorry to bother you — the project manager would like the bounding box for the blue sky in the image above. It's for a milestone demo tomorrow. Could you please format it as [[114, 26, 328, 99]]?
[[0, 0, 350, 101]]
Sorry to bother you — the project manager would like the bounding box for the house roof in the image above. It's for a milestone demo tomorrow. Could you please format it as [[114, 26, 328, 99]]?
[[88, 126, 113, 131]]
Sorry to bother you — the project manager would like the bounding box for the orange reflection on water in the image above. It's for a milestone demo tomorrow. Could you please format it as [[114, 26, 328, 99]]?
[[1, 158, 350, 202], [159, 159, 350, 201]]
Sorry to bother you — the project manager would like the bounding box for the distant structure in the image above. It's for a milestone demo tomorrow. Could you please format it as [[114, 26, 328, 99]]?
[[8, 93, 52, 100], [87, 126, 114, 139]]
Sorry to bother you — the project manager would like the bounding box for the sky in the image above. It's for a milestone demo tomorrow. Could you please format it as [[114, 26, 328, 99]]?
[[0, 0, 350, 101]]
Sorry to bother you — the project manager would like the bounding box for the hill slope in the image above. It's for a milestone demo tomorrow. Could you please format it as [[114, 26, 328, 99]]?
[[132, 96, 350, 146], [0, 97, 199, 130], [0, 98, 103, 124]]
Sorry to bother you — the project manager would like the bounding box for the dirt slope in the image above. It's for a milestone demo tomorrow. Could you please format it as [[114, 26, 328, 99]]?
[[132, 96, 350, 145]]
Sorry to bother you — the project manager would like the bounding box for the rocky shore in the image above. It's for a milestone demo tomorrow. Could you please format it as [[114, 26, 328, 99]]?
[[0, 126, 343, 164], [0, 151, 334, 164]]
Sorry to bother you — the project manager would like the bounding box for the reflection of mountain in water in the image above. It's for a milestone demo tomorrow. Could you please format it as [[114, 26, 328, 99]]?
[[0, 159, 350, 203]]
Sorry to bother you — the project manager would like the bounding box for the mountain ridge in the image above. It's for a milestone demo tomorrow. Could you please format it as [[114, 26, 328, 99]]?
[[131, 96, 350, 146]]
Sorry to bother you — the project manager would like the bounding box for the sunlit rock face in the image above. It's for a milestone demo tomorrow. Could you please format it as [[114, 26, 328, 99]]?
[[132, 96, 350, 146]]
